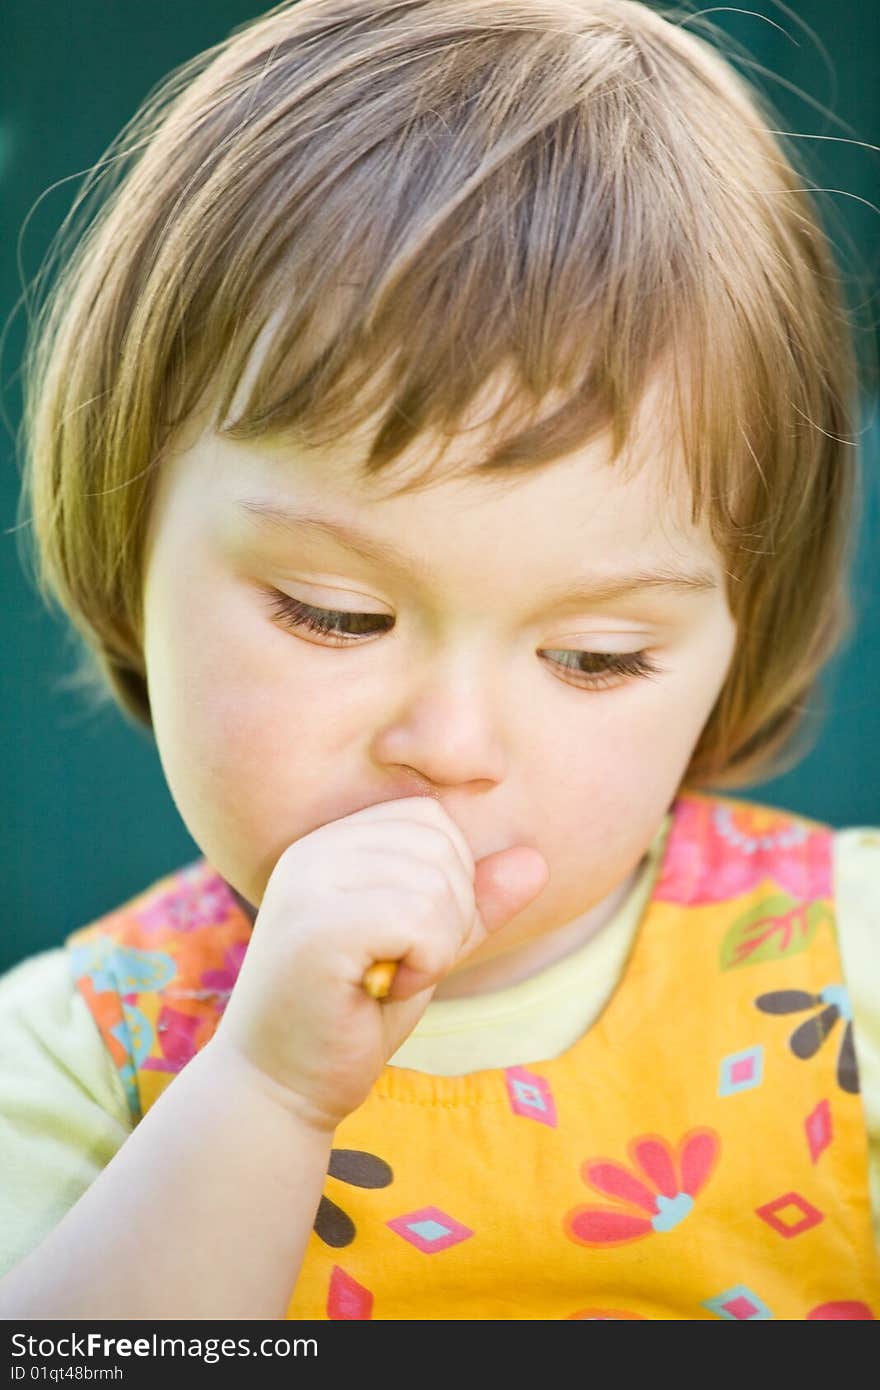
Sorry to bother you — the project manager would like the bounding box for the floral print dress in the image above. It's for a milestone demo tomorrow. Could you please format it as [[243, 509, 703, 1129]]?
[[67, 791, 880, 1319]]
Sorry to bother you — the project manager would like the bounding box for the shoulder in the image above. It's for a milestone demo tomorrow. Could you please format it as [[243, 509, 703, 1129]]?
[[832, 828, 880, 1246], [0, 948, 134, 1277], [833, 825, 880, 894], [833, 826, 880, 1047], [62, 862, 253, 1119], [0, 947, 132, 1123]]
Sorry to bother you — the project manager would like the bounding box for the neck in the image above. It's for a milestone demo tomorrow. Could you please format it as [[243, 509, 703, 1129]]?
[[431, 853, 647, 1000], [228, 884, 258, 925]]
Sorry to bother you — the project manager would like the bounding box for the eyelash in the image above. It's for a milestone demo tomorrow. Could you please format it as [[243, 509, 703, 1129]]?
[[264, 592, 665, 691]]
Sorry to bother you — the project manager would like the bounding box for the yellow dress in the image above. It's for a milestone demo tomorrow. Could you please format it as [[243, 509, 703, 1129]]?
[[66, 790, 880, 1319]]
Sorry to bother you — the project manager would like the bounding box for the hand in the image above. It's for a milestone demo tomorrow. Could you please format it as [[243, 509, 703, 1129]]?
[[211, 797, 549, 1132]]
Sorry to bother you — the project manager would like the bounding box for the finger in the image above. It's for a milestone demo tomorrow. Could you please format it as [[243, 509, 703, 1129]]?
[[463, 845, 550, 950], [341, 825, 475, 930], [356, 847, 549, 1000], [347, 796, 475, 884], [343, 880, 473, 997]]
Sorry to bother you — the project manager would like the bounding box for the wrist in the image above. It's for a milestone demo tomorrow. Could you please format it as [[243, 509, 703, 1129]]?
[[196, 1035, 340, 1139]]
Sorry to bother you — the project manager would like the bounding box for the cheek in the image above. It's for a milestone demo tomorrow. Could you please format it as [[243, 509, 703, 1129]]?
[[600, 650, 732, 788], [145, 574, 317, 813], [523, 625, 733, 871], [511, 703, 655, 886], [146, 628, 347, 897], [147, 576, 394, 853]]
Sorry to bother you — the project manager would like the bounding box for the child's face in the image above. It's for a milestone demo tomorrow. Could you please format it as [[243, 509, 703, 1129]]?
[[142, 379, 736, 992]]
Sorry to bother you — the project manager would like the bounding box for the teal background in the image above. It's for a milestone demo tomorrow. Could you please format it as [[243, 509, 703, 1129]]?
[[1, 3, 878, 973]]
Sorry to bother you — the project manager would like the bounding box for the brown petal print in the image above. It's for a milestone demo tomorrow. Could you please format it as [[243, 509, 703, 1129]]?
[[755, 990, 820, 1014], [789, 1003, 839, 1059], [836, 1019, 860, 1095], [328, 1149, 393, 1188], [314, 1195, 356, 1248]]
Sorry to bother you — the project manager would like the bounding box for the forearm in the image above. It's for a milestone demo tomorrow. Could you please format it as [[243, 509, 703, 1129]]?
[[0, 1040, 334, 1319]]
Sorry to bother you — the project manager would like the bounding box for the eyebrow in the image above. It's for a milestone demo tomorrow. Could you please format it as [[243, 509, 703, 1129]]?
[[235, 497, 719, 608]]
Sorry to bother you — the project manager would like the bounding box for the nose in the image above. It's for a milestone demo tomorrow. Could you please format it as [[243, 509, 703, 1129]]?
[[370, 653, 507, 790]]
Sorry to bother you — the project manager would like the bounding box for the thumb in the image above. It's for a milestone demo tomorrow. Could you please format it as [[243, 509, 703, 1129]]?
[[374, 846, 550, 1006], [472, 845, 550, 938]]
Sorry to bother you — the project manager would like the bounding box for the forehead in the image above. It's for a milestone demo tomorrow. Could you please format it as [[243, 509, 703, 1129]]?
[[163, 360, 717, 589], [207, 299, 703, 524], [238, 370, 704, 544]]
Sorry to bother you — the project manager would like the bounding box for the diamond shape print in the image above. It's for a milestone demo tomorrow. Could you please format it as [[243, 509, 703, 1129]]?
[[505, 1065, 558, 1126], [702, 1284, 773, 1320], [718, 1045, 763, 1097], [386, 1205, 473, 1253], [327, 1265, 373, 1320], [805, 1098, 832, 1164], [755, 1191, 824, 1238]]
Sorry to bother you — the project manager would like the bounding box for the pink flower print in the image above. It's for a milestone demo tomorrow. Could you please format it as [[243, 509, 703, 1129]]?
[[565, 1128, 720, 1248], [135, 864, 237, 935], [199, 942, 249, 1015], [142, 1006, 201, 1074], [808, 1301, 875, 1320], [150, 943, 248, 1033], [656, 798, 831, 906]]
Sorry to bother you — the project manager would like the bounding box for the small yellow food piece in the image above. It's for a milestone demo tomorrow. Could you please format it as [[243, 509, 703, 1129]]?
[[362, 960, 397, 999]]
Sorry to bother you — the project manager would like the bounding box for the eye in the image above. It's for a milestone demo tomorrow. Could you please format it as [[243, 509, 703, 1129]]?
[[536, 647, 665, 691], [265, 591, 665, 690], [265, 592, 393, 643]]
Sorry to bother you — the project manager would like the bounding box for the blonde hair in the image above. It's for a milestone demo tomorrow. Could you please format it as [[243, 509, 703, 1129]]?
[[16, 0, 870, 790]]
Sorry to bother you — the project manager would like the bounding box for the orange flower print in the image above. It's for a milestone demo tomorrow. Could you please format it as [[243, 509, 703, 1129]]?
[[565, 1128, 720, 1247]]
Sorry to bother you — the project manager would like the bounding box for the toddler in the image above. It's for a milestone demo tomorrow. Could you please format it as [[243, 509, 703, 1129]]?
[[1, 0, 878, 1320]]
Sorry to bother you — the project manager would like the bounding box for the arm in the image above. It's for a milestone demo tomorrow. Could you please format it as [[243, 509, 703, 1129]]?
[[0, 1038, 333, 1320], [0, 797, 546, 1319]]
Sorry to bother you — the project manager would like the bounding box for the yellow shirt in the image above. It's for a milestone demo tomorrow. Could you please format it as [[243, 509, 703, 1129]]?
[[1, 806, 878, 1294]]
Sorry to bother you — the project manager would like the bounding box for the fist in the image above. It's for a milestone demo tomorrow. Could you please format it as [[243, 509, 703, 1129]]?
[[211, 797, 549, 1130]]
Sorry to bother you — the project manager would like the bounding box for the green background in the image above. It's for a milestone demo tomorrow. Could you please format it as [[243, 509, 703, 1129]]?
[[1, 2, 878, 973]]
